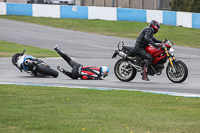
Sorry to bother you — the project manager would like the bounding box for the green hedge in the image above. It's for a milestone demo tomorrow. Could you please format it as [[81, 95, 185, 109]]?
[[170, 0, 200, 13]]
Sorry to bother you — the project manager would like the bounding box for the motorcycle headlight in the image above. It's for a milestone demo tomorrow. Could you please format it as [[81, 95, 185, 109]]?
[[169, 47, 175, 56]]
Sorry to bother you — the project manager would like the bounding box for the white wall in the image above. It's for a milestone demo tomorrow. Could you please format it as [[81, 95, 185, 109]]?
[[177, 12, 192, 28], [32, 4, 60, 18], [88, 6, 117, 21], [146, 10, 163, 24], [0, 2, 6, 15]]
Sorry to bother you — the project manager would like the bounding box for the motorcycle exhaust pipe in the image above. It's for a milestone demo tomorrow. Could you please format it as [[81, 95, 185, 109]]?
[[118, 51, 128, 58], [128, 61, 142, 72], [118, 51, 142, 72], [24, 59, 33, 67]]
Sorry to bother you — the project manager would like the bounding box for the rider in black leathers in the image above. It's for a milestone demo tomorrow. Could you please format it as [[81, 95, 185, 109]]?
[[133, 20, 162, 81], [54, 45, 109, 80]]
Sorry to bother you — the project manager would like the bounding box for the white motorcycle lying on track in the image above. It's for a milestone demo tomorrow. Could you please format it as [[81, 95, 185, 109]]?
[[12, 49, 59, 78]]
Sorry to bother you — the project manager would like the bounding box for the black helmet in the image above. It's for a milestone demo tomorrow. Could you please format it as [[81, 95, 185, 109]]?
[[149, 20, 160, 34]]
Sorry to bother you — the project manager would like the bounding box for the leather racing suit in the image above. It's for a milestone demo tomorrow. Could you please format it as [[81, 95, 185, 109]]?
[[133, 26, 162, 68], [55, 48, 102, 80]]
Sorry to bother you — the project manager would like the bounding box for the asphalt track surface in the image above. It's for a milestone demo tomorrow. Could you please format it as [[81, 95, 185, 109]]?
[[1, 18, 200, 97]]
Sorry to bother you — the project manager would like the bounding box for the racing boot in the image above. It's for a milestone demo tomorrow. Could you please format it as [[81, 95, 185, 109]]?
[[54, 45, 65, 54], [54, 45, 60, 52], [142, 67, 150, 81]]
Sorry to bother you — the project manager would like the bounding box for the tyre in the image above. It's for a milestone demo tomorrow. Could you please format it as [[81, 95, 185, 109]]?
[[12, 53, 21, 65], [114, 58, 137, 82], [166, 60, 188, 83], [36, 64, 59, 78]]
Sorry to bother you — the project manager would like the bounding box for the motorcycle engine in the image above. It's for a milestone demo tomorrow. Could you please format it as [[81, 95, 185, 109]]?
[[148, 64, 165, 76], [148, 68, 155, 76]]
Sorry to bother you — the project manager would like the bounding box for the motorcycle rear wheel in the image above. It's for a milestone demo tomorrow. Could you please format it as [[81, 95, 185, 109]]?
[[36, 64, 59, 78], [166, 60, 188, 83], [114, 58, 137, 82]]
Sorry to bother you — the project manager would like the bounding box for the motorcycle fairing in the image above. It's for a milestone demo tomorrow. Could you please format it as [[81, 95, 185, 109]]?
[[165, 40, 173, 48], [15, 55, 26, 68]]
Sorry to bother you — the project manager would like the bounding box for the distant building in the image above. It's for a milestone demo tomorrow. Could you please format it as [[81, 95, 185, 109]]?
[[79, 0, 171, 10], [0, 0, 27, 3], [0, 0, 171, 10]]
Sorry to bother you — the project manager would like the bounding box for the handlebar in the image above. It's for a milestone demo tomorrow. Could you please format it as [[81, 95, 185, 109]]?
[[20, 49, 26, 56]]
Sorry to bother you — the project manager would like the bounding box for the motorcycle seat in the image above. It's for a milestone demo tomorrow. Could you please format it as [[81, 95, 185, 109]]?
[[123, 46, 134, 52]]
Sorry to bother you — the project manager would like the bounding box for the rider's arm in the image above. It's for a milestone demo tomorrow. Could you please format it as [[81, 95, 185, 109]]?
[[152, 38, 162, 43]]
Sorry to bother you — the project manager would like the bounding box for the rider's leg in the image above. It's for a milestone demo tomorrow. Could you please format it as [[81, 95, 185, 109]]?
[[57, 66, 74, 79], [145, 53, 153, 68], [143, 53, 153, 81], [54, 45, 81, 68], [142, 67, 149, 81], [139, 49, 153, 81], [54, 46, 81, 79]]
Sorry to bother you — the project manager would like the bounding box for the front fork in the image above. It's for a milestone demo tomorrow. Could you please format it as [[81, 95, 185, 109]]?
[[165, 48, 176, 73]]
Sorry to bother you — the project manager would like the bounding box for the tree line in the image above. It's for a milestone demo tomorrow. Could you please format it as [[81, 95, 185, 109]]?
[[170, 0, 200, 13]]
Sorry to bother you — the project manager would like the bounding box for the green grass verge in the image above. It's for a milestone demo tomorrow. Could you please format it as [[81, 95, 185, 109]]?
[[0, 40, 59, 57], [1, 84, 200, 133], [0, 15, 200, 48]]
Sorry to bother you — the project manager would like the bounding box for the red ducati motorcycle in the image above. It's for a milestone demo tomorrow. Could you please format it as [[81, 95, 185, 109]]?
[[112, 39, 188, 83]]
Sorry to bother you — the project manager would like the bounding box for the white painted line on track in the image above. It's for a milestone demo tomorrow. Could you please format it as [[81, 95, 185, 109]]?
[[1, 82, 200, 98]]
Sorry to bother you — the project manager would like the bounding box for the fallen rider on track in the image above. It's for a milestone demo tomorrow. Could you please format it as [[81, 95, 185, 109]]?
[[54, 45, 109, 80]]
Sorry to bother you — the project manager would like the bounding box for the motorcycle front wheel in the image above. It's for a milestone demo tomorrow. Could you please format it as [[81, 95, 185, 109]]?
[[12, 53, 21, 65], [114, 58, 137, 82], [166, 60, 188, 83]]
